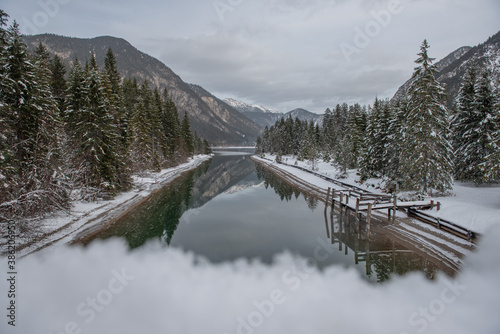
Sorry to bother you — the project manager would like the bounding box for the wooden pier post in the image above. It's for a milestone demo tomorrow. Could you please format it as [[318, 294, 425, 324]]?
[[367, 203, 372, 231], [324, 211, 330, 239], [393, 195, 397, 220], [331, 189, 336, 209], [355, 198, 360, 215], [324, 187, 331, 213]]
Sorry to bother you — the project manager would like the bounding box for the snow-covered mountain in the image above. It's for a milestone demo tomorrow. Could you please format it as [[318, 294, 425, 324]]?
[[224, 98, 283, 128], [393, 30, 500, 105], [224, 98, 281, 114]]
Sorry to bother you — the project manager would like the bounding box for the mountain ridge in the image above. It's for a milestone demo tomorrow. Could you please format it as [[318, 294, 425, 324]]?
[[23, 34, 262, 146], [393, 31, 500, 105]]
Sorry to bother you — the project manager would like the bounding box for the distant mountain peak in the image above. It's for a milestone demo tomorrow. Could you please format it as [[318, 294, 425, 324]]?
[[223, 98, 281, 114]]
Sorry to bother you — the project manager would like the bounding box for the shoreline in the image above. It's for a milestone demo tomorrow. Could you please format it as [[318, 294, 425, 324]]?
[[251, 155, 477, 275], [252, 154, 499, 235], [7, 155, 213, 258]]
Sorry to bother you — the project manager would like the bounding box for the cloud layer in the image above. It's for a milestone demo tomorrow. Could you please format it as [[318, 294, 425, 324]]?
[[3, 0, 500, 112]]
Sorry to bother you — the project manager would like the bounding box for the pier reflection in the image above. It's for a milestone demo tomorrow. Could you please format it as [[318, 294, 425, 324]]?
[[324, 207, 439, 282]]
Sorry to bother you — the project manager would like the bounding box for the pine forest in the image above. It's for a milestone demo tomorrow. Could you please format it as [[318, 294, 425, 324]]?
[[256, 40, 500, 195], [0, 12, 211, 220]]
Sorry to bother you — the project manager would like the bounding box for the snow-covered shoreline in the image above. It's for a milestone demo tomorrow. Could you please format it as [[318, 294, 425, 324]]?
[[253, 154, 499, 235], [9, 155, 213, 258]]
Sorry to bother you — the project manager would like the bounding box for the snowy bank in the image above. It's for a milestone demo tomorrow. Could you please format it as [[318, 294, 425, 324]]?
[[9, 155, 212, 257], [254, 154, 499, 235]]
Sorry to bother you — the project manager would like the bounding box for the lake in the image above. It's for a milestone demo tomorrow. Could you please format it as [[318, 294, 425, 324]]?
[[82, 148, 443, 282]]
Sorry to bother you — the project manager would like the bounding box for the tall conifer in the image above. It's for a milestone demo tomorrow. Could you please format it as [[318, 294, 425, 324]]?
[[401, 40, 454, 194]]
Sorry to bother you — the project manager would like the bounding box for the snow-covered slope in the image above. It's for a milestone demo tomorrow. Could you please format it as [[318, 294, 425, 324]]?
[[225, 98, 283, 128], [224, 98, 281, 114]]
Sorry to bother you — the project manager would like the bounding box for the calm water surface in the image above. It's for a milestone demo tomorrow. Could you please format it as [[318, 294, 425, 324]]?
[[88, 149, 440, 282]]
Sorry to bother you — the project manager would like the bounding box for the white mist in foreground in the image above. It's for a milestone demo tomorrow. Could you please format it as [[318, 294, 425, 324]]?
[[2, 228, 500, 334]]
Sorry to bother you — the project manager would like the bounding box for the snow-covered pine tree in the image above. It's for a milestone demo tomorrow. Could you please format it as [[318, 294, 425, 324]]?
[[130, 81, 155, 170], [331, 103, 349, 167], [159, 88, 184, 159], [0, 22, 68, 216], [30, 42, 69, 213], [283, 116, 294, 156], [452, 66, 478, 182], [482, 77, 500, 181], [101, 52, 131, 191], [65, 54, 120, 198], [401, 40, 454, 194], [344, 104, 367, 169], [474, 69, 497, 183], [152, 88, 169, 160], [386, 97, 407, 185], [292, 117, 303, 156], [50, 54, 67, 114], [321, 108, 335, 161], [0, 10, 13, 208], [360, 98, 392, 180], [181, 112, 194, 156], [82, 54, 120, 195]]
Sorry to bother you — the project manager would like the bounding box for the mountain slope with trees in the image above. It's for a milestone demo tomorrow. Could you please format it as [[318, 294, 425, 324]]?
[[394, 31, 500, 106], [22, 34, 261, 145], [0, 11, 209, 220]]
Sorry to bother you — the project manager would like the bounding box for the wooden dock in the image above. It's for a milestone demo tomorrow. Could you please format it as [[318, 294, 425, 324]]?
[[255, 156, 479, 242]]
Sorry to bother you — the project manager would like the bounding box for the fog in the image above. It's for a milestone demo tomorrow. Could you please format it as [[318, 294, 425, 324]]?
[[2, 227, 499, 334]]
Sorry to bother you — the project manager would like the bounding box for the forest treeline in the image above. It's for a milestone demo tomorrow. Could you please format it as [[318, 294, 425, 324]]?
[[0, 11, 211, 219], [256, 40, 500, 195]]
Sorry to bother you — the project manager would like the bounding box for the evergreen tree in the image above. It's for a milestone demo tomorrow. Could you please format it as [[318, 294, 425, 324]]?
[[1, 21, 67, 215], [386, 97, 407, 184], [82, 55, 120, 194], [181, 112, 194, 156], [482, 78, 500, 181], [0, 10, 13, 205], [473, 69, 497, 183], [104, 48, 121, 93], [360, 98, 392, 179], [452, 66, 478, 181], [344, 104, 367, 169], [130, 81, 158, 170], [401, 40, 454, 194], [161, 88, 182, 157], [202, 139, 212, 155], [50, 54, 67, 114], [65, 55, 120, 197]]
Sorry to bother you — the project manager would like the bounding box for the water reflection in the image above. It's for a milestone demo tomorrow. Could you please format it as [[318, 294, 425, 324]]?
[[82, 152, 448, 282], [255, 164, 440, 281]]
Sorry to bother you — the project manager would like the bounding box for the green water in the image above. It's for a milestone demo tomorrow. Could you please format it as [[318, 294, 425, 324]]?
[[88, 149, 441, 282]]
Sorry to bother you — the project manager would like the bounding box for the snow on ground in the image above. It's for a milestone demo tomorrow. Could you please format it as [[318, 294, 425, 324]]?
[[432, 182, 500, 234], [10, 155, 212, 257], [1, 226, 499, 334], [257, 154, 500, 235]]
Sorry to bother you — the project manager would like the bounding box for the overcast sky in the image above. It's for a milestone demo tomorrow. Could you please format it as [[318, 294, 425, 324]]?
[[3, 0, 500, 113]]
